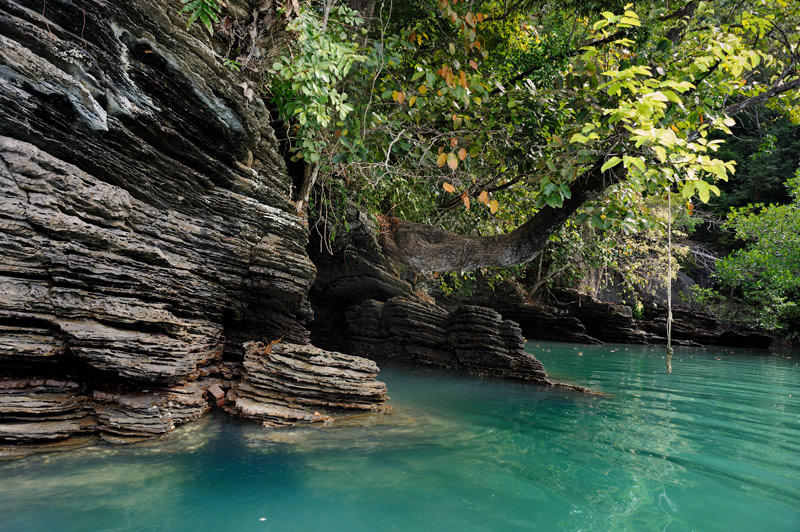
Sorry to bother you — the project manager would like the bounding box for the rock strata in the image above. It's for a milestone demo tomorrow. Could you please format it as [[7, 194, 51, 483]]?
[[489, 302, 603, 345], [92, 381, 214, 443], [0, 379, 95, 443], [0, 377, 221, 448], [481, 288, 772, 348], [0, 0, 319, 451], [553, 290, 650, 344], [228, 341, 388, 427], [641, 306, 772, 348], [347, 297, 551, 383]]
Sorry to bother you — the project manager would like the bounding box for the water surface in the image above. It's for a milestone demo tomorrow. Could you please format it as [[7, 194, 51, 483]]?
[[1, 342, 798, 531]]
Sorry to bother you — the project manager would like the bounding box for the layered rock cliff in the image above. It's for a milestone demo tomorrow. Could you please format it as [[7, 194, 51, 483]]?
[[346, 297, 551, 383], [227, 341, 388, 427], [1, 0, 557, 455], [0, 0, 358, 451]]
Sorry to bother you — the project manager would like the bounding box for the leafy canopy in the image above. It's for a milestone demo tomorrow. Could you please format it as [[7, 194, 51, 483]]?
[[714, 174, 800, 331], [183, 0, 800, 281]]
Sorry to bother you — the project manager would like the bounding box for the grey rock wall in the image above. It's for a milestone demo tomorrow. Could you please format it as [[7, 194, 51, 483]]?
[[0, 0, 320, 450], [346, 297, 552, 384]]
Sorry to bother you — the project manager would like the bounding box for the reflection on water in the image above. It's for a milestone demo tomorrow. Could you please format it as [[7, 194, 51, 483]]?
[[0, 342, 798, 531]]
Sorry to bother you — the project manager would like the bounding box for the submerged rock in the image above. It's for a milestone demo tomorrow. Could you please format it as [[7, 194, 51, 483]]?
[[228, 342, 388, 427]]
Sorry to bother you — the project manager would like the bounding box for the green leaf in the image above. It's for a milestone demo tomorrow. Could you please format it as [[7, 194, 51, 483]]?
[[629, 157, 645, 173], [601, 157, 622, 173], [696, 180, 710, 203], [546, 194, 564, 208]]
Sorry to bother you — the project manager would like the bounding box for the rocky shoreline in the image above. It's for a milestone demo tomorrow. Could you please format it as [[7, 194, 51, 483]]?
[[0, 0, 772, 458]]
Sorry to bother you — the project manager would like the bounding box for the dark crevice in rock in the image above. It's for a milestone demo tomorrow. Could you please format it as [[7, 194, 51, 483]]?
[[267, 104, 305, 200]]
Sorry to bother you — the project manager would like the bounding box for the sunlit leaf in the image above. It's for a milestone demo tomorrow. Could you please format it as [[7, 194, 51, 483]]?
[[601, 157, 622, 173], [447, 153, 459, 170]]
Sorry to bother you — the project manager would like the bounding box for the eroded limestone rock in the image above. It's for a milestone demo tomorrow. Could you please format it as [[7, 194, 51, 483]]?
[[0, 379, 96, 443], [0, 0, 317, 450], [92, 381, 214, 442], [228, 341, 388, 427], [347, 297, 552, 383]]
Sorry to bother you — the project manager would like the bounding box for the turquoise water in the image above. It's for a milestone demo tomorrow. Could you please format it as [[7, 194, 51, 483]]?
[[0, 342, 798, 531]]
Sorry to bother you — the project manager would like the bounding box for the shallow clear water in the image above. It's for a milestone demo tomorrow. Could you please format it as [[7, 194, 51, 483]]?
[[1, 342, 798, 532]]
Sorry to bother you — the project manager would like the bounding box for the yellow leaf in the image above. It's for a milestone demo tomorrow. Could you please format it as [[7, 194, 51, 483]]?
[[478, 190, 489, 204], [458, 147, 467, 160], [459, 70, 467, 89], [392, 90, 400, 102], [489, 200, 499, 214], [409, 96, 417, 107], [419, 85, 428, 95], [442, 182, 456, 193], [447, 153, 459, 170], [437, 152, 448, 167], [397, 91, 405, 104], [461, 191, 470, 210]]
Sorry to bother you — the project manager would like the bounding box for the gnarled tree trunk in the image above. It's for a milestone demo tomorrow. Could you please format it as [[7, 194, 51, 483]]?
[[381, 163, 623, 271]]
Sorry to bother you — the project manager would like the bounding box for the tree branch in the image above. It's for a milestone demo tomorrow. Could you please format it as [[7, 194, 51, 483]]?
[[381, 163, 625, 271], [724, 77, 800, 117], [492, 29, 632, 95]]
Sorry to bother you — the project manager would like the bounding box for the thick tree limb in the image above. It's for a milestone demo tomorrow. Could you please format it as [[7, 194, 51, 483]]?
[[380, 23, 800, 273], [381, 163, 624, 271], [380, 72, 800, 272], [723, 77, 800, 116], [493, 29, 631, 95], [664, 0, 698, 43]]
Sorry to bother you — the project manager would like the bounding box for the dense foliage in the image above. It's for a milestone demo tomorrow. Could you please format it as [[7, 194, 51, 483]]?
[[182, 0, 800, 333], [713, 174, 800, 332]]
